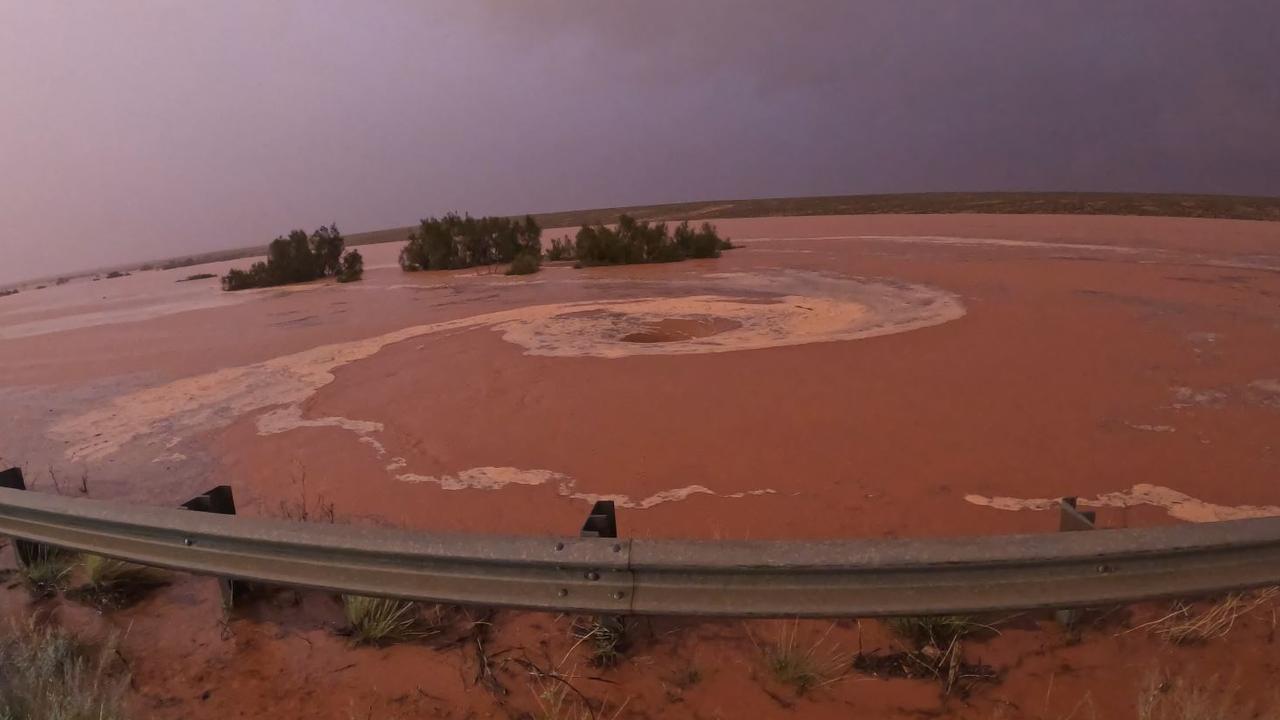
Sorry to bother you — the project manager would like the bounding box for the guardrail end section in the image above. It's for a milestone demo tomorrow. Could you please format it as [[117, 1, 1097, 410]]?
[[0, 467, 47, 568], [181, 486, 245, 611]]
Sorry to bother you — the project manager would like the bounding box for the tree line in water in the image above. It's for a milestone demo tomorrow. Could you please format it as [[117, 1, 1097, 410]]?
[[220, 213, 730, 290], [398, 212, 730, 274]]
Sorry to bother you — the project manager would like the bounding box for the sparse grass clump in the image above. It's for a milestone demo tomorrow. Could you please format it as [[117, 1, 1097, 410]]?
[[1138, 670, 1278, 720], [0, 618, 129, 720], [1129, 588, 1279, 645], [571, 616, 627, 668], [69, 555, 168, 610], [886, 615, 990, 648], [753, 620, 844, 696], [342, 595, 432, 645], [856, 615, 999, 696], [18, 545, 76, 597]]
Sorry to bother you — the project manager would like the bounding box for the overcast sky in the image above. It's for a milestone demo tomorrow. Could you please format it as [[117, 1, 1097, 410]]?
[[2, 1, 1278, 284]]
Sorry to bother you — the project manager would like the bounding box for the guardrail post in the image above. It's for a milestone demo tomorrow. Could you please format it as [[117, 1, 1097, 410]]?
[[1055, 497, 1097, 628], [0, 467, 44, 568], [580, 500, 618, 538], [181, 486, 245, 610], [577, 501, 627, 664]]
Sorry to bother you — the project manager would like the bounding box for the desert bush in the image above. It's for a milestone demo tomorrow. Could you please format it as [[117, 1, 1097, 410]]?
[[336, 249, 364, 283], [221, 224, 353, 290], [574, 215, 728, 266], [0, 289, 18, 298], [507, 250, 541, 275], [400, 213, 541, 272], [176, 273, 216, 282]]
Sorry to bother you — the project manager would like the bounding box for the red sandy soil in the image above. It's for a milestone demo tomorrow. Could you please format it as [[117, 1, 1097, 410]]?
[[1, 213, 1279, 718]]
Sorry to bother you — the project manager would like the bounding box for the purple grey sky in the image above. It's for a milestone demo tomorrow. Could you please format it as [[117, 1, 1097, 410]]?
[[2, 1, 1278, 284]]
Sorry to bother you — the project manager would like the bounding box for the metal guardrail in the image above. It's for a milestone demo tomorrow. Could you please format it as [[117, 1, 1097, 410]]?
[[0, 482, 1278, 617]]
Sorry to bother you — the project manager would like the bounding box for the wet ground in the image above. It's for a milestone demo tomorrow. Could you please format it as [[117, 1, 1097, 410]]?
[[2, 212, 1280, 717]]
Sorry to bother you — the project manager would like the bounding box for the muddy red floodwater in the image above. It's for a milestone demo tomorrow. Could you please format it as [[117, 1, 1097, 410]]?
[[2, 213, 1279, 718]]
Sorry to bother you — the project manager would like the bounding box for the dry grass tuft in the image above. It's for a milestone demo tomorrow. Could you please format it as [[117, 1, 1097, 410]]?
[[1128, 588, 1279, 644], [70, 555, 168, 610], [886, 615, 993, 647], [570, 616, 627, 668], [18, 545, 76, 597], [526, 668, 629, 720], [1138, 670, 1278, 720], [0, 617, 129, 720], [753, 619, 845, 696], [341, 595, 435, 645]]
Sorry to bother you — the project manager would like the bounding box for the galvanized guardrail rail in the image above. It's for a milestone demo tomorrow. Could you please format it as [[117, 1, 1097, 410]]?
[[0, 472, 1277, 617]]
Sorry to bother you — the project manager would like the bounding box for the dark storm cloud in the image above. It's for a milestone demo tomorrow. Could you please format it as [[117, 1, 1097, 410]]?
[[1, 1, 1277, 283]]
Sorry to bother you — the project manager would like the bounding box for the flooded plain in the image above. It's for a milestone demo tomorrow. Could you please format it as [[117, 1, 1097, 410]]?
[[3, 212, 1280, 718]]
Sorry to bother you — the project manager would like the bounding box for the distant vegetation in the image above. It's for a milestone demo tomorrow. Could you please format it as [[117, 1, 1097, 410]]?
[[545, 237, 573, 261], [221, 224, 363, 291], [573, 215, 730, 266], [127, 192, 1280, 276], [104, 271, 130, 279], [0, 288, 17, 298], [399, 214, 542, 274], [177, 273, 217, 282]]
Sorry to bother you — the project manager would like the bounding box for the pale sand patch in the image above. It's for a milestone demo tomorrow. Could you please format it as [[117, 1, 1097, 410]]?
[[50, 271, 963, 462], [1250, 379, 1280, 394], [1124, 423, 1176, 433], [398, 467, 567, 492], [965, 483, 1280, 523], [256, 406, 389, 456], [395, 467, 777, 509]]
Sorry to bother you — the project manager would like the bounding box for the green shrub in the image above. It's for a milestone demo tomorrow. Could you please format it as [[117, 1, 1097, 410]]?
[[574, 215, 728, 266], [544, 237, 573, 261], [221, 224, 349, 291], [506, 250, 541, 275], [336, 249, 364, 283], [400, 214, 541, 272]]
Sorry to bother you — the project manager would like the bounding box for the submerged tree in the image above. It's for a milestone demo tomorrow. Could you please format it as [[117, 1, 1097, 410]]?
[[573, 215, 729, 267], [337, 249, 364, 283], [221, 223, 360, 291], [399, 214, 542, 274]]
